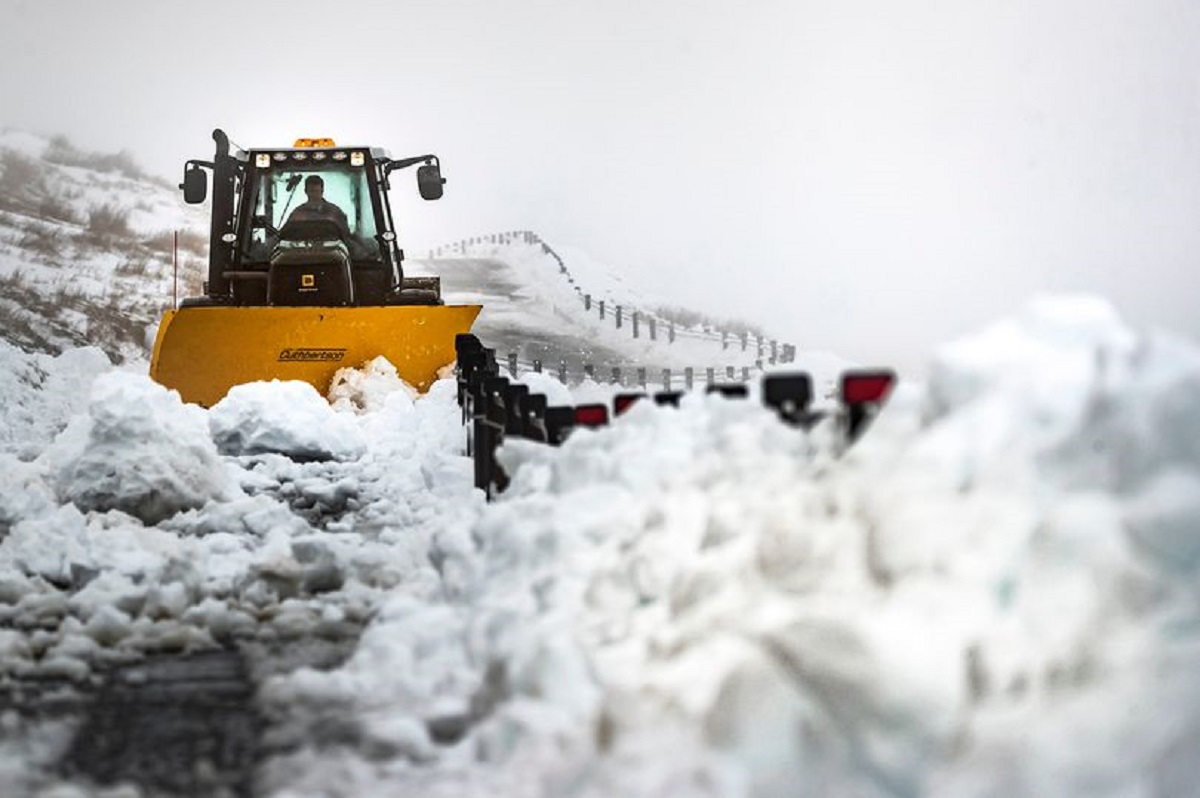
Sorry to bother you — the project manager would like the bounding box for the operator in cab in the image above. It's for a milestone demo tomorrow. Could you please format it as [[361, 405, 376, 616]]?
[[287, 174, 351, 238]]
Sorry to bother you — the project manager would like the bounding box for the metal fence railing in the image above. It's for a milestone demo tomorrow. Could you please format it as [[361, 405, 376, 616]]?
[[429, 231, 797, 372]]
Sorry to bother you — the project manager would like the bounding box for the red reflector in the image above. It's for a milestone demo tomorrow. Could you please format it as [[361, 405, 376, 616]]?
[[613, 393, 645, 416], [574, 404, 609, 427], [841, 370, 896, 405]]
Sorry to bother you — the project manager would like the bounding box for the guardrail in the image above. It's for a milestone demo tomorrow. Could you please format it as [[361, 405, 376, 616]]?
[[430, 231, 796, 367], [497, 351, 771, 392], [453, 334, 895, 500]]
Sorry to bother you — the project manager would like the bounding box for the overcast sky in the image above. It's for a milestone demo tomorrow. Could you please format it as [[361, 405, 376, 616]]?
[[2, 0, 1197, 374]]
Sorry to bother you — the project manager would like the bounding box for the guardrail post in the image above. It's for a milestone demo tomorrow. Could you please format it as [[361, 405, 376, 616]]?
[[763, 372, 814, 427], [722, 331, 728, 350], [742, 366, 750, 382], [669, 322, 676, 344], [477, 376, 511, 498], [706, 366, 715, 386], [584, 293, 591, 311], [505, 383, 529, 438], [726, 366, 735, 381], [611, 366, 622, 385], [523, 393, 548, 443], [545, 406, 575, 445], [841, 370, 897, 443], [685, 367, 694, 390], [741, 332, 748, 351], [558, 359, 568, 383], [616, 306, 622, 329], [662, 368, 671, 390], [533, 359, 542, 373], [599, 300, 605, 320], [637, 367, 646, 387], [770, 340, 778, 365], [474, 416, 491, 491], [649, 318, 657, 341], [584, 363, 595, 381], [632, 311, 639, 338], [507, 352, 519, 377]]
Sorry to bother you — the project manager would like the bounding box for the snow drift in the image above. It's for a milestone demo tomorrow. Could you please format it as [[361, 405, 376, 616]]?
[[0, 295, 1197, 798]]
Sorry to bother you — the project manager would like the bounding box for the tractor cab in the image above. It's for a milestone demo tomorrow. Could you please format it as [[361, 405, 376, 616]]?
[[181, 132, 446, 308], [152, 129, 479, 407]]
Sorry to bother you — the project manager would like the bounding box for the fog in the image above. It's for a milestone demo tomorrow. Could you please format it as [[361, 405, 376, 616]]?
[[2, 0, 1197, 375]]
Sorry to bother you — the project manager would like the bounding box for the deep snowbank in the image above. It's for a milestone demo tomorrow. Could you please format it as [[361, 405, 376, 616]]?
[[0, 295, 1197, 797], [261, 296, 1200, 797]]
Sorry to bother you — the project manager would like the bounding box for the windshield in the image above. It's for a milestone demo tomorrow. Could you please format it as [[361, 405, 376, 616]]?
[[243, 164, 379, 260]]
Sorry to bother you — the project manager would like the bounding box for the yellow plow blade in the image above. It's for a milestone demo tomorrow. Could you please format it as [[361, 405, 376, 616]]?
[[150, 304, 482, 407]]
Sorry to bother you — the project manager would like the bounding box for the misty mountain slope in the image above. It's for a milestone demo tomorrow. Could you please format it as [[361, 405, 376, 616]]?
[[419, 241, 851, 391], [0, 130, 208, 362], [424, 255, 636, 377]]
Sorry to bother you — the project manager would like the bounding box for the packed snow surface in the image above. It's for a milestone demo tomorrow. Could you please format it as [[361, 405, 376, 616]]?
[[1, 296, 1199, 796]]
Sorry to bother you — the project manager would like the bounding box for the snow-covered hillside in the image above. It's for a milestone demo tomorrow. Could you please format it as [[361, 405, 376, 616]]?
[[0, 130, 208, 362], [423, 238, 846, 395], [1, 294, 1199, 797]]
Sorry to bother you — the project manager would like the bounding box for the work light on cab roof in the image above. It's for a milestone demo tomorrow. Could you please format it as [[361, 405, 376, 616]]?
[[151, 128, 474, 407]]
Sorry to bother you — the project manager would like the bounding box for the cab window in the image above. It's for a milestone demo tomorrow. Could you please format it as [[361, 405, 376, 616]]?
[[243, 163, 380, 260]]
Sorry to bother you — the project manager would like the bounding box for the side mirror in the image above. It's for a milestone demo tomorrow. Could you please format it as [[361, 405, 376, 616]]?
[[181, 165, 207, 204], [417, 163, 445, 200]]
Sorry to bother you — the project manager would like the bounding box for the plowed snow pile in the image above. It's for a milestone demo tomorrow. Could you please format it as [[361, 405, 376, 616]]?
[[1, 296, 1198, 797]]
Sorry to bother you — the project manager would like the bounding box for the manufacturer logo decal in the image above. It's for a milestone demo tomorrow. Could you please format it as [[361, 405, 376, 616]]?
[[300, 273, 316, 289], [278, 348, 347, 362]]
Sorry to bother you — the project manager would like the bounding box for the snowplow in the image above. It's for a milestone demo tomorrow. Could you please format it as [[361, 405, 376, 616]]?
[[150, 130, 480, 407]]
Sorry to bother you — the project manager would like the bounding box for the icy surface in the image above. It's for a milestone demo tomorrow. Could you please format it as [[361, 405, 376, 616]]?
[[0, 295, 1198, 797]]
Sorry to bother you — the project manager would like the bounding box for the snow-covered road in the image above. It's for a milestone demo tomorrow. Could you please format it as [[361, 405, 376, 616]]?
[[1, 294, 1199, 797]]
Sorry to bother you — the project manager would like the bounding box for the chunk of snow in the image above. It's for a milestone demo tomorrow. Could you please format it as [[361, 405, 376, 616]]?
[[0, 342, 112, 460], [328, 356, 417, 415], [209, 380, 367, 461], [39, 372, 237, 524]]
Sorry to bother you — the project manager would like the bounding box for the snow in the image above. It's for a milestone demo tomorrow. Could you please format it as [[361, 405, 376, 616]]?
[[0, 341, 112, 461], [427, 240, 849, 385], [0, 131, 208, 363], [0, 129, 51, 160], [42, 371, 238, 524], [2, 282, 1200, 796], [210, 380, 368, 462]]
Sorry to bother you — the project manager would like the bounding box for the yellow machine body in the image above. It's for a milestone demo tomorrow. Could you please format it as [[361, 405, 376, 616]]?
[[150, 304, 482, 407]]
